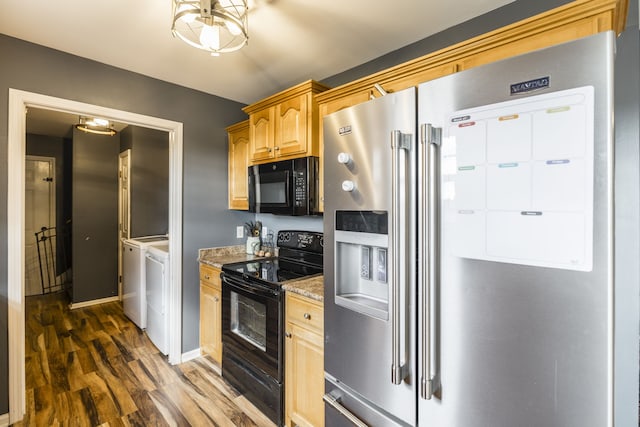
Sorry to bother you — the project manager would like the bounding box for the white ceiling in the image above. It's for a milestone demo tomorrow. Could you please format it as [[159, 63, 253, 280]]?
[[1, 0, 514, 105]]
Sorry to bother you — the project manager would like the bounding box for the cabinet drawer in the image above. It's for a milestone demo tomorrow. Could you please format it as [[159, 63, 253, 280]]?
[[286, 293, 323, 333], [200, 264, 221, 289]]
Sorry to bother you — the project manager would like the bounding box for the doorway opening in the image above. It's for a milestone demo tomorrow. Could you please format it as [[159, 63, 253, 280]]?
[[7, 89, 184, 423]]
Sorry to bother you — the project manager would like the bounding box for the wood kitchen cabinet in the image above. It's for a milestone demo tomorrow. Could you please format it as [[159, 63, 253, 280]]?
[[227, 120, 250, 210], [200, 264, 222, 364], [285, 292, 324, 427], [243, 80, 330, 165]]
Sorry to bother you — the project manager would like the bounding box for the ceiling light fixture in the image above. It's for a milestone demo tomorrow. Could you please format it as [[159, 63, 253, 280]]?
[[75, 116, 117, 136], [171, 0, 248, 57]]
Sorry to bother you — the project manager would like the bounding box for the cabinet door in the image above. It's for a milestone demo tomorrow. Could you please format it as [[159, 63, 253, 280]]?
[[200, 281, 222, 364], [250, 107, 275, 162], [228, 122, 250, 210], [275, 94, 309, 158], [285, 322, 324, 427]]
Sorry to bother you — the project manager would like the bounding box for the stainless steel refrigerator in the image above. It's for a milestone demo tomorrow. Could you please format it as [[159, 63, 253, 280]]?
[[323, 31, 623, 426]]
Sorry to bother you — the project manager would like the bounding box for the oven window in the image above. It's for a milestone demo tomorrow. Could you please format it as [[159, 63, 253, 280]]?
[[230, 291, 267, 351]]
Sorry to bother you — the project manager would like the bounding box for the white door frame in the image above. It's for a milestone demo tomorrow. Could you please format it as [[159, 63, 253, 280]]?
[[7, 89, 184, 423]]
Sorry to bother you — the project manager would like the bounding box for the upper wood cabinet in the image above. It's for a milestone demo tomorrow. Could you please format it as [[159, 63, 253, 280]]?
[[243, 80, 330, 165], [227, 120, 250, 210]]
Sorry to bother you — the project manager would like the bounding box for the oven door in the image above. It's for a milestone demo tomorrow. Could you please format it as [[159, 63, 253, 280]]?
[[221, 273, 283, 380]]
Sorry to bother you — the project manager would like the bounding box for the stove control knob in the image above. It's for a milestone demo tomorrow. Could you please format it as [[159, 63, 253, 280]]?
[[342, 180, 356, 192], [337, 152, 352, 165]]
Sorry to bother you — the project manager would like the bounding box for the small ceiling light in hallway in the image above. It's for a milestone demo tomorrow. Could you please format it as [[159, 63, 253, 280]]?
[[75, 116, 117, 136]]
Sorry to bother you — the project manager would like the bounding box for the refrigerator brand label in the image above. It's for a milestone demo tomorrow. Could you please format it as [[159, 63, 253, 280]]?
[[338, 125, 352, 136], [451, 115, 470, 123], [510, 76, 550, 94]]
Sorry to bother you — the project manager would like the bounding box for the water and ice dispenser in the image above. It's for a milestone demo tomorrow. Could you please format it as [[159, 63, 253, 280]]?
[[334, 210, 389, 320]]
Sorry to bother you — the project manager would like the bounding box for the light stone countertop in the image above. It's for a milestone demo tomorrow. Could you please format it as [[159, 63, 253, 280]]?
[[281, 275, 324, 302], [197, 245, 261, 268], [198, 245, 324, 301]]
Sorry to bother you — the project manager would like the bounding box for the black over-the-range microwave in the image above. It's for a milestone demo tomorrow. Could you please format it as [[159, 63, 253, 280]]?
[[248, 156, 320, 216]]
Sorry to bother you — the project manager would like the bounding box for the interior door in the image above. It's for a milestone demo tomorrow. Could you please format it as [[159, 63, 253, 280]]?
[[24, 156, 55, 296], [118, 149, 131, 298]]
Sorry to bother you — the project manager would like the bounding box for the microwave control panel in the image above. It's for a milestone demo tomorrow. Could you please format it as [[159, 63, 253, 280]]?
[[294, 171, 306, 207]]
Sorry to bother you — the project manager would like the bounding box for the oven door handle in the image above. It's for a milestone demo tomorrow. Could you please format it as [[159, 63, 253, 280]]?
[[221, 273, 280, 298]]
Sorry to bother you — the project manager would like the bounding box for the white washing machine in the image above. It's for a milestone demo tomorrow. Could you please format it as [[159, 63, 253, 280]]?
[[145, 243, 169, 354], [122, 235, 168, 329]]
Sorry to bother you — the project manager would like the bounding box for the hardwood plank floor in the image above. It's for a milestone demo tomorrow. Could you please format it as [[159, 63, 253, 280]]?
[[15, 291, 276, 427]]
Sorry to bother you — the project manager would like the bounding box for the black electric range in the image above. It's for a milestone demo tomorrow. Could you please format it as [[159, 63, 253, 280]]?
[[220, 230, 323, 426]]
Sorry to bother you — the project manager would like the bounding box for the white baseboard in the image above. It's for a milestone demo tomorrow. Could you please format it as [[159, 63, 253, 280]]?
[[181, 348, 202, 363], [0, 412, 9, 427], [69, 295, 120, 310]]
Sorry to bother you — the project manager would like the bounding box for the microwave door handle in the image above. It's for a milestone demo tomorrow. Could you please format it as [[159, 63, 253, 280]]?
[[391, 130, 410, 385], [420, 123, 442, 400]]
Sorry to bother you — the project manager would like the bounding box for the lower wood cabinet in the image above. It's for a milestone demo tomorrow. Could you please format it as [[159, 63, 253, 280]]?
[[285, 292, 324, 427], [199, 264, 222, 364]]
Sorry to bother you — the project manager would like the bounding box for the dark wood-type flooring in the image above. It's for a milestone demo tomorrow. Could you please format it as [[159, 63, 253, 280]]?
[[14, 291, 276, 427]]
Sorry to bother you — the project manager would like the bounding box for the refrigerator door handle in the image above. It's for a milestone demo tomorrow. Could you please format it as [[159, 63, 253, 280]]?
[[391, 130, 410, 385], [420, 123, 442, 400], [323, 393, 369, 427]]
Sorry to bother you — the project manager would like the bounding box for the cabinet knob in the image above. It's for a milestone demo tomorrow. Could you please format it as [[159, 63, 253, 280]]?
[[267, 148, 272, 152], [204, 275, 210, 280], [303, 313, 311, 320], [274, 146, 280, 151], [214, 296, 219, 302], [285, 332, 292, 338]]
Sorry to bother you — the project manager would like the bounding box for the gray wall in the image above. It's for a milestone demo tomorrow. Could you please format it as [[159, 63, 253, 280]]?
[[71, 129, 120, 303], [120, 126, 170, 237]]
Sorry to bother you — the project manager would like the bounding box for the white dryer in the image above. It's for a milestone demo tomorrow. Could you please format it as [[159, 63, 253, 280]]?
[[122, 235, 168, 329], [145, 243, 169, 354]]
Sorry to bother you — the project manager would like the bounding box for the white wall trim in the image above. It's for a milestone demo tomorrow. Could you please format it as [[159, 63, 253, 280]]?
[[7, 89, 184, 423], [0, 412, 10, 427], [181, 348, 202, 363], [68, 296, 121, 310]]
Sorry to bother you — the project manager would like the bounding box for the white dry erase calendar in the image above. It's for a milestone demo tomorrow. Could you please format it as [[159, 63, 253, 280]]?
[[441, 86, 594, 271]]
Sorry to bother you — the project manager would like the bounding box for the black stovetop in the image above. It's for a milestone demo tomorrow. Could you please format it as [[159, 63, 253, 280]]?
[[221, 230, 323, 287]]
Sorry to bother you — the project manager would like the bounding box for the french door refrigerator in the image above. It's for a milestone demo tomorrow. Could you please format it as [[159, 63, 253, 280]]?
[[323, 31, 620, 426]]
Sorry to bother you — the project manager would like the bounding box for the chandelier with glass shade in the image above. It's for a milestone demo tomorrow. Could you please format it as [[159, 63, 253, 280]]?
[[171, 0, 248, 56]]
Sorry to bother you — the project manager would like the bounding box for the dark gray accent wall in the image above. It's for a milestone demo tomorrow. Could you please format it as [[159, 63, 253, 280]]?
[[71, 129, 120, 303], [120, 126, 170, 237]]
